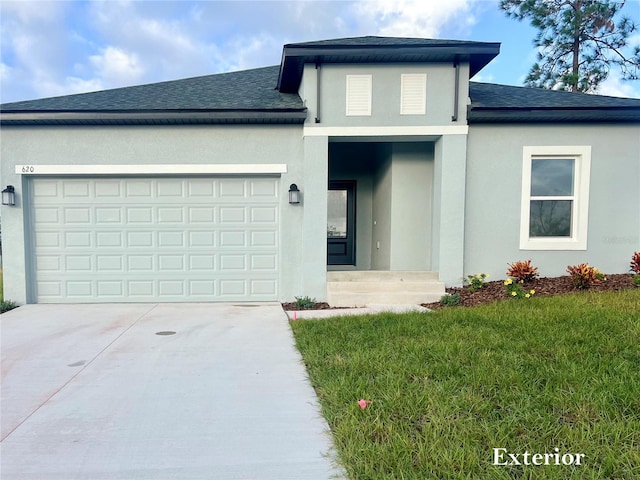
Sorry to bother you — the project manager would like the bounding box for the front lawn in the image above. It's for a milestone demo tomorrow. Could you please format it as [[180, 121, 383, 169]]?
[[291, 290, 640, 479]]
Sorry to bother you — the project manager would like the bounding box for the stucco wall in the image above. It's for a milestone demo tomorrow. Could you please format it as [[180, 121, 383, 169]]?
[[465, 123, 640, 280], [0, 124, 310, 303], [371, 145, 393, 270], [389, 143, 434, 270], [302, 62, 469, 127], [433, 135, 468, 285]]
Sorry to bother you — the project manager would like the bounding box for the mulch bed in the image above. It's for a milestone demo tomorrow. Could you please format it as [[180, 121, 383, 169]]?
[[422, 273, 637, 310], [282, 274, 637, 311], [281, 301, 334, 311]]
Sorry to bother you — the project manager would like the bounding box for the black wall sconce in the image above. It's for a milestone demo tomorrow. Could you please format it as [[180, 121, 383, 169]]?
[[288, 184, 301, 204], [2, 185, 15, 206]]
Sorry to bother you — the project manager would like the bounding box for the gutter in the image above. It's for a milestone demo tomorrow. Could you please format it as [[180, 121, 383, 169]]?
[[0, 109, 308, 126], [468, 106, 640, 123]]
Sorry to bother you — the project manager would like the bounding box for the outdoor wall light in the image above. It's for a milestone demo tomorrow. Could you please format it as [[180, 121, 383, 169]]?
[[288, 184, 301, 204], [1, 185, 15, 206]]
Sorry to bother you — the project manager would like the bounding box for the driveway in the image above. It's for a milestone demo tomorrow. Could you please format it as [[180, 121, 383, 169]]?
[[1, 303, 344, 480]]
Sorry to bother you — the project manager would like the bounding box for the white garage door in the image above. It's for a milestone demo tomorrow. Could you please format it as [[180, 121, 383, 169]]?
[[30, 177, 279, 303]]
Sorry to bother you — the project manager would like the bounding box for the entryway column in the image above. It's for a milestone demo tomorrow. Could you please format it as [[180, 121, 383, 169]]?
[[433, 134, 467, 286], [302, 135, 329, 300]]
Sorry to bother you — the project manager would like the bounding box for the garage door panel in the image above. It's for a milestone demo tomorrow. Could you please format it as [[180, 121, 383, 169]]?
[[96, 207, 122, 224], [31, 177, 279, 303], [95, 181, 121, 197], [97, 281, 123, 296]]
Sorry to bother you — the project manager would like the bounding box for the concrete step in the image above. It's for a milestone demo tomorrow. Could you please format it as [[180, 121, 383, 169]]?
[[327, 291, 444, 307], [327, 270, 440, 282], [326, 271, 445, 307], [327, 281, 442, 293]]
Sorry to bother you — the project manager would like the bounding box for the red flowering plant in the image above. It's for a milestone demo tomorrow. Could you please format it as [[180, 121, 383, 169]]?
[[631, 252, 640, 287], [566, 263, 606, 289]]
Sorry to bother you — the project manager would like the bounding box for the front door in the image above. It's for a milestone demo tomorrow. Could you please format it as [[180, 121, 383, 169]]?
[[327, 181, 356, 265]]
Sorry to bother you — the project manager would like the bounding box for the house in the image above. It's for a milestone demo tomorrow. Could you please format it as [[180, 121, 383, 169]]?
[[1, 36, 639, 305]]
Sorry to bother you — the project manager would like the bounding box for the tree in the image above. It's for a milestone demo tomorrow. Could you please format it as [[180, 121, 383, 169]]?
[[500, 0, 640, 92]]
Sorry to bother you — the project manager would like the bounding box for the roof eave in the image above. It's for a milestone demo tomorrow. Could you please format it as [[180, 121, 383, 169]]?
[[468, 107, 640, 123], [0, 109, 308, 126], [277, 43, 500, 93]]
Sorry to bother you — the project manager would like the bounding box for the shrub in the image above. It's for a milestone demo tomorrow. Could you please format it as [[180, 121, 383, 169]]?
[[294, 296, 317, 309], [631, 253, 640, 288], [0, 299, 18, 313], [506, 260, 539, 283], [465, 273, 488, 292], [630, 252, 640, 274], [566, 263, 606, 289], [504, 278, 536, 299], [440, 292, 461, 307]]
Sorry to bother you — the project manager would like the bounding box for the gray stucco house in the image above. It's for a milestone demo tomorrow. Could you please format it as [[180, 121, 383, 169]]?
[[1, 36, 639, 305]]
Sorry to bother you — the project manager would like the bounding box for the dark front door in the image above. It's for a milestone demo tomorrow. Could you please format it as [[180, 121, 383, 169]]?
[[327, 181, 356, 265]]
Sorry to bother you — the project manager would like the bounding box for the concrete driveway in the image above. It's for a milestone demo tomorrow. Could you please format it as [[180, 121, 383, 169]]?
[[1, 303, 344, 480]]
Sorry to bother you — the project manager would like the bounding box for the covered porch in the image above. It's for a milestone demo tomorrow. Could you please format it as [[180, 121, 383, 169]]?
[[325, 139, 449, 306]]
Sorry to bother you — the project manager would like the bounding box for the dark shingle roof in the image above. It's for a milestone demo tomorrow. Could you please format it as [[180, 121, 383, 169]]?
[[277, 36, 500, 92], [2, 36, 639, 125], [0, 65, 306, 125], [469, 82, 640, 123], [289, 36, 488, 47]]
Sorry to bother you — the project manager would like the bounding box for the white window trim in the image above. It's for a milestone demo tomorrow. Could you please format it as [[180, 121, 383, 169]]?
[[346, 74, 372, 116], [400, 73, 427, 115], [520, 146, 591, 250]]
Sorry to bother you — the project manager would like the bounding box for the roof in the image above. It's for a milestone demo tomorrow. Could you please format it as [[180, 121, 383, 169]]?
[[469, 82, 640, 123], [277, 36, 500, 93], [0, 65, 306, 126], [1, 36, 639, 126]]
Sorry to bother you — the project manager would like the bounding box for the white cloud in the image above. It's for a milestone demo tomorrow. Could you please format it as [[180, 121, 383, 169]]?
[[37, 76, 105, 99], [1, 0, 66, 24], [473, 73, 495, 83], [353, 0, 479, 38], [597, 70, 640, 98], [89, 46, 144, 86], [225, 33, 284, 71]]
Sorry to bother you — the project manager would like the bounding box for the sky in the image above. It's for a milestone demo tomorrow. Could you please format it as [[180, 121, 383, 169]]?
[[1, 0, 639, 104]]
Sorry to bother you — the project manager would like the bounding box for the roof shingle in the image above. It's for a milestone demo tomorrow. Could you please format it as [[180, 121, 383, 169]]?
[[1, 65, 302, 112], [468, 82, 640, 123]]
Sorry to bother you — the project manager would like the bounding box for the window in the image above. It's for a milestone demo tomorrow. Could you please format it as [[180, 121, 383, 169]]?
[[400, 74, 427, 115], [346, 75, 372, 116], [520, 146, 591, 250]]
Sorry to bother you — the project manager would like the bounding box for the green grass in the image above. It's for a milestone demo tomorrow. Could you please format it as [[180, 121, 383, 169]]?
[[291, 290, 640, 479]]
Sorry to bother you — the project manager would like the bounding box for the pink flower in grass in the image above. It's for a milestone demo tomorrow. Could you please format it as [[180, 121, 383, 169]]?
[[358, 399, 372, 409]]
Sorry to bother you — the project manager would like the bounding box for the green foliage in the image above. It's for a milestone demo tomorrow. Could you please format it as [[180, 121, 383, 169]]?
[[504, 277, 536, 299], [506, 259, 539, 282], [439, 292, 461, 307], [633, 274, 640, 287], [291, 290, 640, 479], [1, 299, 18, 313], [500, 0, 640, 92], [294, 296, 317, 309], [567, 263, 606, 289], [464, 273, 488, 292]]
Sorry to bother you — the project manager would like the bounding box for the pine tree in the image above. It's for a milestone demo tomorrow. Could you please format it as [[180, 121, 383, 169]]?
[[500, 0, 640, 92]]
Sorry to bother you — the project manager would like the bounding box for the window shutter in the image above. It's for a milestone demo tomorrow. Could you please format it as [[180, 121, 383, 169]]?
[[346, 75, 372, 116], [401, 74, 427, 115]]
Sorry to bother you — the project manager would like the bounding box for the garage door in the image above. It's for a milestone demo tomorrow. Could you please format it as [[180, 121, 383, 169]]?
[[30, 177, 279, 303]]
